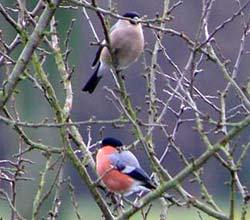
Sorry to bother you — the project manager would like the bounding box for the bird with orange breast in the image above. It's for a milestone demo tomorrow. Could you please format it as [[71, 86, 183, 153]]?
[[96, 137, 156, 196]]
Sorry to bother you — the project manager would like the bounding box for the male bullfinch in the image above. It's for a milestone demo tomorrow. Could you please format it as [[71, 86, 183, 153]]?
[[82, 11, 144, 93], [96, 137, 156, 196]]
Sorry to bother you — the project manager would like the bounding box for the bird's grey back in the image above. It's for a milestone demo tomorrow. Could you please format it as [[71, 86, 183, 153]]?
[[109, 150, 140, 168]]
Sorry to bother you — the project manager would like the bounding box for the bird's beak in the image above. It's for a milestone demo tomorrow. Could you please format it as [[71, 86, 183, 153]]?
[[117, 145, 124, 152], [133, 17, 140, 25]]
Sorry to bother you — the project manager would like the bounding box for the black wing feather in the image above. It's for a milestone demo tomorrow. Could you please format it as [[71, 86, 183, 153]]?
[[109, 151, 156, 190], [92, 46, 104, 67], [124, 167, 156, 190]]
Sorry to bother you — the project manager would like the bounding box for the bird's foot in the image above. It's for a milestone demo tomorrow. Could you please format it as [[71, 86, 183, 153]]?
[[112, 195, 125, 216], [103, 191, 116, 206]]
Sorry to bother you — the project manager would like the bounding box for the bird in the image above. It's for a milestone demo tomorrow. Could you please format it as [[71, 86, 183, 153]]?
[[82, 11, 144, 93], [96, 137, 156, 197]]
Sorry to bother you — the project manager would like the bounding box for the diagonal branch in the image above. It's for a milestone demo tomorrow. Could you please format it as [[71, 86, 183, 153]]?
[[0, 0, 62, 109], [116, 114, 250, 219]]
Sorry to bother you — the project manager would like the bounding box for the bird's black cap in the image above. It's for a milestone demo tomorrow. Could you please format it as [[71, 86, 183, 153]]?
[[122, 11, 140, 19], [102, 137, 123, 147]]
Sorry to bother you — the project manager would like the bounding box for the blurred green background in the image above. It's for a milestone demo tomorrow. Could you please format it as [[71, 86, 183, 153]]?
[[0, 0, 250, 219]]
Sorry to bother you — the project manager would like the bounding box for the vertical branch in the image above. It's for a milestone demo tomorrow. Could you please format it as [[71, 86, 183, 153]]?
[[50, 16, 73, 116], [50, 167, 64, 220], [229, 170, 236, 220], [144, 0, 171, 188], [148, 0, 169, 128], [145, 4, 171, 217], [68, 179, 83, 220], [49, 18, 73, 219], [32, 155, 52, 220], [17, 0, 26, 27], [159, 198, 168, 220], [11, 102, 25, 220]]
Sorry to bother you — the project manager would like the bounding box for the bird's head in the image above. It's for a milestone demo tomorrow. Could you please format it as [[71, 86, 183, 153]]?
[[122, 11, 140, 25], [102, 137, 123, 148]]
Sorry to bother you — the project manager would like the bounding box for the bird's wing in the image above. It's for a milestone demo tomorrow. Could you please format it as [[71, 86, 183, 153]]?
[[92, 45, 104, 67], [109, 151, 156, 189], [92, 22, 118, 67], [109, 151, 140, 168], [121, 165, 155, 190]]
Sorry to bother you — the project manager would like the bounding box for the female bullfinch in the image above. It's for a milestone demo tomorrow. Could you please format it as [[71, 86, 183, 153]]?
[[82, 11, 144, 93], [96, 137, 156, 196]]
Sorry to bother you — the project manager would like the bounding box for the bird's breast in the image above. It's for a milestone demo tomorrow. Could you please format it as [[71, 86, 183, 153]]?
[[100, 25, 144, 69], [101, 170, 134, 193], [96, 149, 134, 193]]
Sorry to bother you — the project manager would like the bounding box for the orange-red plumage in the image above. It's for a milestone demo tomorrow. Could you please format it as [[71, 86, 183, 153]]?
[[96, 137, 156, 196], [96, 146, 134, 193]]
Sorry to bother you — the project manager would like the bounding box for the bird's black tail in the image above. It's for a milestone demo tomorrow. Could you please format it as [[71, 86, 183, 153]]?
[[82, 63, 102, 93]]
